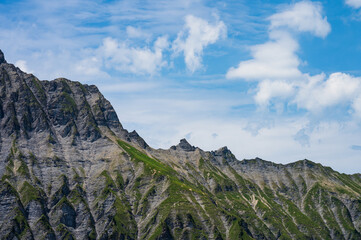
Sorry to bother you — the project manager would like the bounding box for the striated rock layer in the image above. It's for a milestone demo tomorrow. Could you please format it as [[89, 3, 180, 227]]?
[[0, 49, 360, 240]]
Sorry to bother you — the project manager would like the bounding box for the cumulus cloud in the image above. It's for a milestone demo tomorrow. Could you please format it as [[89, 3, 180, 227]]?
[[345, 0, 361, 8], [172, 15, 226, 72], [255, 79, 294, 106], [269, 1, 331, 38], [352, 96, 361, 118], [226, 1, 337, 109], [226, 31, 301, 81], [99, 36, 169, 75], [227, 1, 330, 81], [295, 73, 361, 112]]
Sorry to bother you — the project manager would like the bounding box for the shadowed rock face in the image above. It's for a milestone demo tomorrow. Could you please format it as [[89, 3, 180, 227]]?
[[176, 138, 196, 152], [0, 50, 360, 240], [0, 50, 6, 64]]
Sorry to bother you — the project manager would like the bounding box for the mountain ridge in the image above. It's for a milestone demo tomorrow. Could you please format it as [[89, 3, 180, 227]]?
[[0, 50, 360, 240]]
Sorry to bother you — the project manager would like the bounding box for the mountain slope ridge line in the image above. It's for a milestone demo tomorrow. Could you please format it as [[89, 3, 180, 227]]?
[[0, 49, 360, 239]]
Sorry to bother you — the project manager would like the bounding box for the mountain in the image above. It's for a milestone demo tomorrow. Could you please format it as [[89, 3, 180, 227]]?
[[0, 49, 360, 240]]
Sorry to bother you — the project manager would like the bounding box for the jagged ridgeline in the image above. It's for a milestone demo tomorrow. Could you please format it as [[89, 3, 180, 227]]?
[[0, 49, 360, 240]]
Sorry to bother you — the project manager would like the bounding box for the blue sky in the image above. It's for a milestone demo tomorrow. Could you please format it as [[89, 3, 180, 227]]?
[[2, 0, 361, 173]]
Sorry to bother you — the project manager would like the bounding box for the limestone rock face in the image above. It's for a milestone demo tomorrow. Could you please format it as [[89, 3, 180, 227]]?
[[0, 50, 361, 240]]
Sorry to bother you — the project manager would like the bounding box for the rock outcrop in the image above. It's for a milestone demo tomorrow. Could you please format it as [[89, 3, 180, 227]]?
[[0, 50, 360, 240], [0, 50, 6, 64]]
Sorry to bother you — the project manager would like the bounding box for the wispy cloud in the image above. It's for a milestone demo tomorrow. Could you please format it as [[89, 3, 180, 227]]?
[[98, 36, 169, 75], [345, 0, 361, 9], [126, 26, 151, 40], [0, 0, 220, 80], [15, 60, 32, 73], [172, 15, 227, 72]]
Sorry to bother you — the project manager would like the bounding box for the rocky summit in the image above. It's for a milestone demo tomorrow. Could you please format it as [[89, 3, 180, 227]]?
[[0, 49, 360, 240]]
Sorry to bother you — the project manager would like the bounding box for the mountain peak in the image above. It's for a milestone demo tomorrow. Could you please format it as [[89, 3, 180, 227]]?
[[0, 49, 6, 64], [127, 130, 149, 149], [175, 138, 196, 151]]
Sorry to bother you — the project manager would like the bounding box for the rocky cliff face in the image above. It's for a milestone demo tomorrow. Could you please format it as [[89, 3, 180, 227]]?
[[0, 49, 360, 240]]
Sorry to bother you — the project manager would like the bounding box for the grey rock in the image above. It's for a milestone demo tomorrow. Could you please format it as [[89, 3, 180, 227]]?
[[0, 50, 360, 240], [175, 138, 196, 152], [0, 49, 6, 64]]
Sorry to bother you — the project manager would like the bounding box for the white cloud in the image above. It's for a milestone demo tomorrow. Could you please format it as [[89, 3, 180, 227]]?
[[75, 56, 107, 77], [226, 31, 301, 80], [255, 79, 294, 106], [99, 36, 169, 75], [226, 1, 337, 111], [15, 60, 31, 73], [126, 26, 151, 39], [172, 15, 226, 72], [345, 0, 361, 8], [352, 96, 361, 117], [295, 73, 361, 112], [269, 1, 331, 38], [227, 1, 330, 81]]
